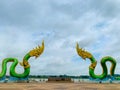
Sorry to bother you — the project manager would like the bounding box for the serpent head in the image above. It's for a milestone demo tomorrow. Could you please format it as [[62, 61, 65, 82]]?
[[29, 40, 44, 58], [76, 42, 92, 60]]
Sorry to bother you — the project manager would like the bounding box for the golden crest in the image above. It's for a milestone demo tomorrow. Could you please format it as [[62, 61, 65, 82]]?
[[76, 42, 92, 59], [29, 40, 44, 58]]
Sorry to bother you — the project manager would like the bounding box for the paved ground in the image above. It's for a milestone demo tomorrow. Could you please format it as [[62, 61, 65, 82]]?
[[0, 82, 120, 90]]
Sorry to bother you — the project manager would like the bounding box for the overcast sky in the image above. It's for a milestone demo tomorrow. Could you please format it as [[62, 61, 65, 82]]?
[[0, 0, 120, 76]]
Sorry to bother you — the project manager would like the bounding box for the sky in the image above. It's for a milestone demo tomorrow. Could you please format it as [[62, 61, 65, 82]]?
[[0, 0, 120, 76]]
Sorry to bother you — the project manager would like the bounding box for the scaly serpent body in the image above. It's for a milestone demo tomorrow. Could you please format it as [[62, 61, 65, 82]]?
[[0, 41, 44, 78], [76, 43, 117, 79]]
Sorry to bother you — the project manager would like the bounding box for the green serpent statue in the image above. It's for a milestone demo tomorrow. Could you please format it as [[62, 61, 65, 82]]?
[[0, 41, 44, 78], [76, 43, 117, 79]]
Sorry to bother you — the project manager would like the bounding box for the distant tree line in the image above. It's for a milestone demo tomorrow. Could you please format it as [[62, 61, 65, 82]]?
[[28, 74, 90, 79]]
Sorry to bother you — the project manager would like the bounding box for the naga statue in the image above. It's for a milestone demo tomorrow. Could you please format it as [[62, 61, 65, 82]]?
[[76, 43, 117, 80], [0, 41, 44, 78]]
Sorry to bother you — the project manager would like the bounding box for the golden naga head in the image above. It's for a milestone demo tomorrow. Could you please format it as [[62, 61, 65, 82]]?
[[29, 40, 44, 58], [76, 42, 92, 60]]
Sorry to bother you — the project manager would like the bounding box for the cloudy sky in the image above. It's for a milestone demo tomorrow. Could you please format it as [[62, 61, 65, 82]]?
[[0, 0, 120, 76]]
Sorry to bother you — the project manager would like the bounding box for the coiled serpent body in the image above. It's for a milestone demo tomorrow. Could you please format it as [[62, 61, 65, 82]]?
[[0, 41, 44, 78], [76, 43, 117, 79]]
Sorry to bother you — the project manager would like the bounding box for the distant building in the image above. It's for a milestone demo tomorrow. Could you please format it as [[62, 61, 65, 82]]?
[[48, 76, 72, 82]]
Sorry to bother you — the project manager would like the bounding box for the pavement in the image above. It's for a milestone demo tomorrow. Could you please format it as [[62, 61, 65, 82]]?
[[0, 82, 120, 90]]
